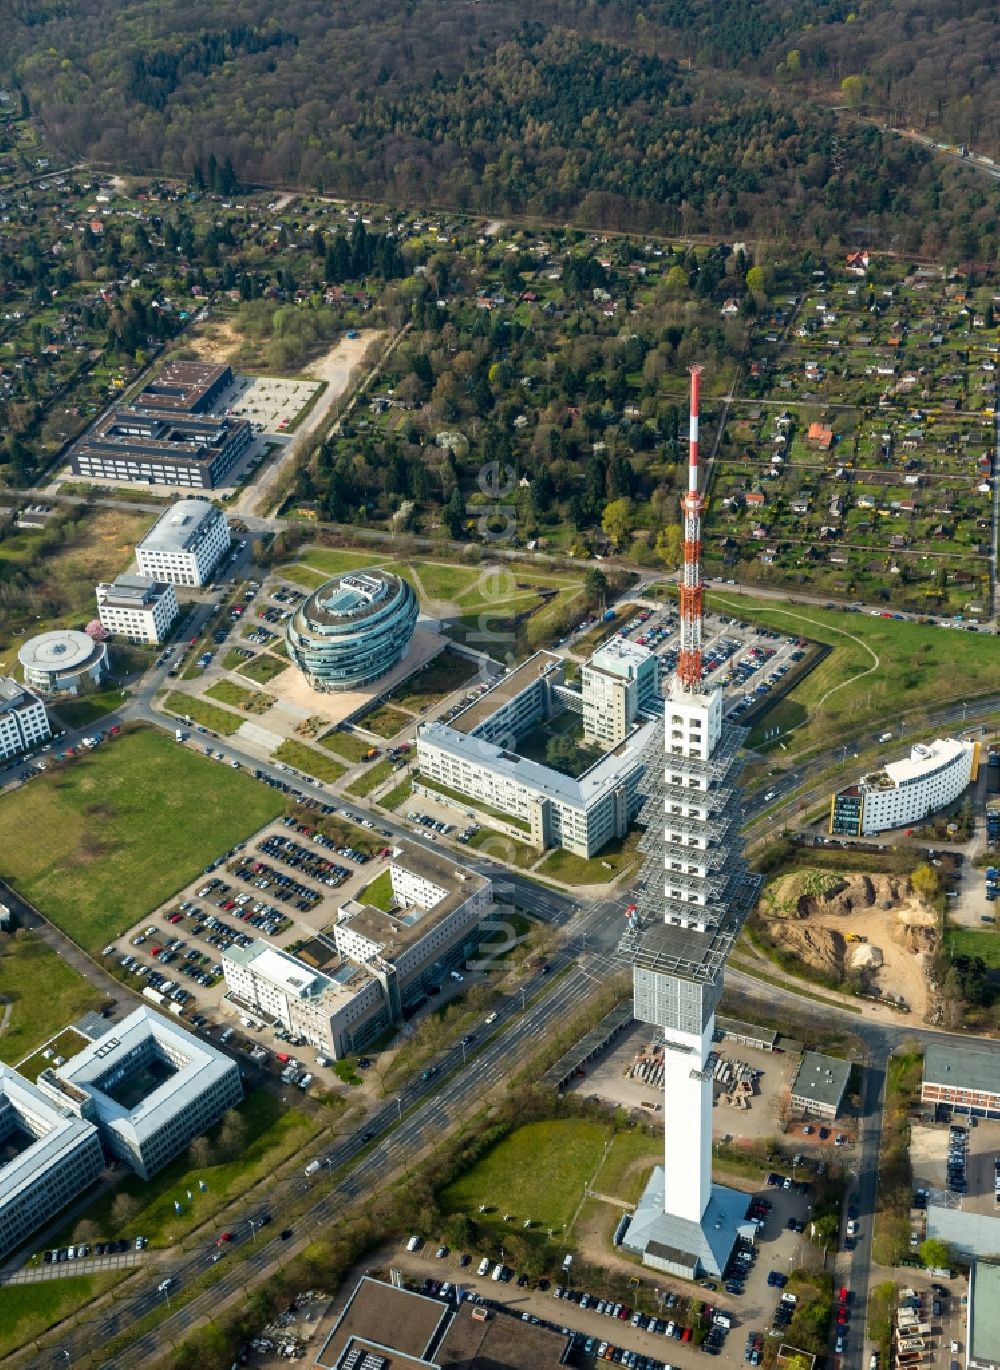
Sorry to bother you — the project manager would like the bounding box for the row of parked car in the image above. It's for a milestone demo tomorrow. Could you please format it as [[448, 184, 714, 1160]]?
[[231, 856, 323, 908], [43, 1236, 145, 1263], [260, 833, 354, 887]]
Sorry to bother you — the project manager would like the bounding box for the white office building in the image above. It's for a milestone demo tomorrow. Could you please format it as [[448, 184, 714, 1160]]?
[[39, 1007, 242, 1180], [0, 1065, 104, 1260], [831, 736, 978, 836], [224, 850, 492, 1055], [0, 677, 50, 761], [96, 575, 179, 644], [222, 941, 385, 1058], [582, 639, 658, 749], [135, 499, 230, 588]]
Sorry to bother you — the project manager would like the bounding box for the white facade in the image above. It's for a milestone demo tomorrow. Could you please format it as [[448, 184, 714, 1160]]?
[[662, 1019, 714, 1223], [17, 630, 108, 696], [96, 575, 179, 644], [855, 738, 976, 834], [0, 678, 50, 761], [43, 1007, 242, 1180], [221, 941, 384, 1057], [135, 499, 230, 588], [583, 640, 658, 749], [0, 1065, 104, 1260]]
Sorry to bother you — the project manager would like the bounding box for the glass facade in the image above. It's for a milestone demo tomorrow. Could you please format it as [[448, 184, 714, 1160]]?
[[287, 572, 419, 692]]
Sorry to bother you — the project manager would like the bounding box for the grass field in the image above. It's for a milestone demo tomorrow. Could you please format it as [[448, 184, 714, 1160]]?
[[0, 728, 283, 954], [67, 1090, 319, 1248], [51, 689, 124, 729], [709, 592, 1000, 755], [536, 828, 642, 885], [162, 691, 243, 735], [466, 826, 538, 868], [356, 703, 411, 738], [237, 654, 289, 685], [204, 680, 274, 714], [592, 1129, 661, 1205], [389, 648, 479, 710], [345, 757, 398, 797], [297, 547, 385, 576], [378, 776, 413, 811], [439, 1119, 609, 1231], [276, 563, 327, 590], [320, 728, 376, 762], [0, 1274, 121, 1360], [945, 925, 1000, 968], [271, 739, 346, 784], [0, 934, 107, 1065], [357, 869, 395, 911]]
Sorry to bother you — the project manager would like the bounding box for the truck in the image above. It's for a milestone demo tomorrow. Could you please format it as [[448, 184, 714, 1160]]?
[[175, 729, 186, 742], [143, 986, 165, 1005], [304, 1160, 321, 1177]]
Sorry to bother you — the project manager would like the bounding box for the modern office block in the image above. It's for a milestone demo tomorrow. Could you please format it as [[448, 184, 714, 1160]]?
[[286, 571, 418, 692], [135, 499, 230, 588], [0, 677, 51, 760], [96, 575, 179, 644]]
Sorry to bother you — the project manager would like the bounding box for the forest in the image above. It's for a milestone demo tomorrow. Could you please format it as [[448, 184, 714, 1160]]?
[[2, 0, 999, 249]]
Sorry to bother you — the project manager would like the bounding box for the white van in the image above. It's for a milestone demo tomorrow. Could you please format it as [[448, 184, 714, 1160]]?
[[492, 1262, 505, 1281], [406, 1234, 422, 1252], [477, 1257, 491, 1276]]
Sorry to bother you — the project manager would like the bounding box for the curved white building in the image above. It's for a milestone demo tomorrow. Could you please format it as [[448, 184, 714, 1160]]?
[[831, 736, 978, 836], [18, 630, 108, 696], [286, 570, 418, 692]]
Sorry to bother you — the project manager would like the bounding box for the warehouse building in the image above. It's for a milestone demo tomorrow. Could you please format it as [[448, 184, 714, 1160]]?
[[134, 360, 234, 415], [39, 1007, 242, 1179], [135, 499, 230, 588], [922, 1042, 1000, 1119], [789, 1050, 851, 1119], [0, 1065, 104, 1260], [314, 1274, 571, 1369], [17, 629, 108, 696], [830, 737, 978, 836], [0, 677, 50, 761], [968, 1259, 1000, 1370], [96, 575, 179, 644]]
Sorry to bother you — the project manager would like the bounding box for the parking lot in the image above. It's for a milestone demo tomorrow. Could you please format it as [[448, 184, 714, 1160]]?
[[912, 1115, 1000, 1217], [607, 606, 804, 721], [215, 373, 322, 436], [385, 1172, 825, 1370]]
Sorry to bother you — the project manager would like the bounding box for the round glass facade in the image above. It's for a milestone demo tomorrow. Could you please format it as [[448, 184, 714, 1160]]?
[[286, 571, 418, 692]]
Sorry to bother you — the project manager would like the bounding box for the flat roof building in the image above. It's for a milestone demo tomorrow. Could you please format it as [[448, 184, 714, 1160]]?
[[134, 361, 234, 414], [314, 1275, 570, 1369], [17, 629, 108, 696], [71, 408, 251, 490], [40, 1007, 242, 1179], [0, 676, 50, 761], [922, 1042, 1000, 1119], [789, 1050, 851, 1119], [968, 1260, 1000, 1370], [583, 639, 658, 749], [831, 737, 978, 836], [96, 574, 179, 644], [135, 499, 230, 588], [0, 1064, 104, 1260]]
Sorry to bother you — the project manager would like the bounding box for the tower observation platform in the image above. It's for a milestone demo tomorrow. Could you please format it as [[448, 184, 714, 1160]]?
[[615, 369, 761, 1280]]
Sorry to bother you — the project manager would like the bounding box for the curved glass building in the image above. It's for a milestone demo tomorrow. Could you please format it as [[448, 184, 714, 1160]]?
[[286, 571, 418, 692]]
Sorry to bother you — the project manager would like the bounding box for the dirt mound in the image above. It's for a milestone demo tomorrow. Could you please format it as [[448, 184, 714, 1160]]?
[[761, 919, 846, 978]]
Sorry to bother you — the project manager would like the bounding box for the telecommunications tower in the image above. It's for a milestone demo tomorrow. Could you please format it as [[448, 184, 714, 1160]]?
[[618, 367, 761, 1278]]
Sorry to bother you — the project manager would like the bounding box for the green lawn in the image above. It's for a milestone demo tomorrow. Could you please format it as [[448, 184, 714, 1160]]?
[[946, 925, 1000, 969], [51, 689, 124, 729], [439, 1119, 609, 1231], [415, 772, 532, 833], [297, 547, 385, 576], [358, 868, 395, 910], [378, 776, 413, 811], [357, 702, 412, 738], [237, 653, 289, 685], [466, 826, 538, 868], [592, 1129, 661, 1205], [389, 648, 480, 710], [271, 739, 346, 784], [0, 1275, 121, 1360], [222, 648, 252, 671], [204, 680, 274, 714], [0, 935, 107, 1065], [536, 828, 642, 885], [346, 758, 398, 797], [410, 560, 482, 602], [0, 728, 283, 954], [709, 591, 1000, 755], [18, 1028, 90, 1081], [277, 564, 328, 590], [320, 728, 377, 762], [65, 1089, 320, 1248], [162, 690, 243, 735]]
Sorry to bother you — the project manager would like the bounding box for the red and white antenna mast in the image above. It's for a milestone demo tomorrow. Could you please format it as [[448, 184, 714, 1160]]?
[[677, 365, 705, 692]]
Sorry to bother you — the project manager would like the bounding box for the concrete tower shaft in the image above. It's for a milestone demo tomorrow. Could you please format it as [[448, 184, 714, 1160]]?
[[677, 366, 705, 693]]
